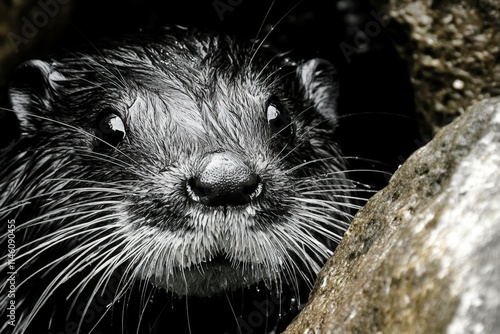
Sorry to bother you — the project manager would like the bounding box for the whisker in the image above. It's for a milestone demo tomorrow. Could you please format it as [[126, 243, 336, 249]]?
[[256, 49, 293, 79], [248, 0, 276, 60], [248, 0, 304, 67], [225, 292, 243, 334]]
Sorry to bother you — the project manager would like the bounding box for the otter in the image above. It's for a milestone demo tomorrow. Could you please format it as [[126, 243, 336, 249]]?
[[0, 27, 355, 333]]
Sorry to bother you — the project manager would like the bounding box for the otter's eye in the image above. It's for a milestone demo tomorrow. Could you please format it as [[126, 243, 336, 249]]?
[[95, 109, 126, 148], [266, 98, 293, 138]]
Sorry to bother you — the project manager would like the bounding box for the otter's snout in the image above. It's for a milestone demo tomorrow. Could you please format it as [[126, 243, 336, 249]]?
[[188, 153, 262, 207]]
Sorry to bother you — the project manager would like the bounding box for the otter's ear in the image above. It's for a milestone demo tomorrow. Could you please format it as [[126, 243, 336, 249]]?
[[297, 58, 339, 126], [8, 60, 62, 132]]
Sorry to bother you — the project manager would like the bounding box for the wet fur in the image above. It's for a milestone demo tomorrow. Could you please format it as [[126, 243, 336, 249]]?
[[1, 27, 356, 333]]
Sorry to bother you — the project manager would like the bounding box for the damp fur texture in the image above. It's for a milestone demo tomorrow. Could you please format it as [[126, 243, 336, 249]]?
[[0, 27, 355, 333]]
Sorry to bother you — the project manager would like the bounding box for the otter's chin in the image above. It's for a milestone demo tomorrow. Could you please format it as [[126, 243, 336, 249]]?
[[146, 256, 275, 297]]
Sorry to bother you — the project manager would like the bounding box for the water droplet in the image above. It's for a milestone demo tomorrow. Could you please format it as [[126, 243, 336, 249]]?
[[453, 79, 464, 90]]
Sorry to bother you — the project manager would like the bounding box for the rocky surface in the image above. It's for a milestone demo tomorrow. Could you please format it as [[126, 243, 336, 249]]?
[[371, 0, 500, 141], [284, 96, 500, 334]]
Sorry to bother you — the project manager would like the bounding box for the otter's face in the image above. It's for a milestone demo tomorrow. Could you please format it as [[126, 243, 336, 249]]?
[[4, 30, 351, 332]]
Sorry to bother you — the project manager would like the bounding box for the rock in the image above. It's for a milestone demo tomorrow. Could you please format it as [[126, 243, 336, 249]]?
[[370, 0, 500, 141], [283, 96, 500, 334]]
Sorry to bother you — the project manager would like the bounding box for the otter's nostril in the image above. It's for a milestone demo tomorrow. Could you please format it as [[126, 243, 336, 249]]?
[[241, 174, 261, 196], [188, 177, 212, 199]]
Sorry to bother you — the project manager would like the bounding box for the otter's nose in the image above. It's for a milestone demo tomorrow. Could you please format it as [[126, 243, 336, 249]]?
[[188, 153, 262, 207]]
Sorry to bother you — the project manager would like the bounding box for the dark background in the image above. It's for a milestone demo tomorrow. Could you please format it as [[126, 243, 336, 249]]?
[[3, 0, 421, 191]]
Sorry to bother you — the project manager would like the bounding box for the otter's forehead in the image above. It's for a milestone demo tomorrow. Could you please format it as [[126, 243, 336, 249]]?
[[72, 35, 288, 161], [92, 32, 277, 93], [124, 83, 271, 157]]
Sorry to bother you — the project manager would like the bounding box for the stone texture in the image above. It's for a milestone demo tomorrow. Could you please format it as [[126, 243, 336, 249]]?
[[371, 0, 500, 141], [284, 96, 500, 334]]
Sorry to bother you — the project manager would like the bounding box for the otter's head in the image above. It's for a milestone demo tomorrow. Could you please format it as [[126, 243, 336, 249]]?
[[4, 28, 351, 331]]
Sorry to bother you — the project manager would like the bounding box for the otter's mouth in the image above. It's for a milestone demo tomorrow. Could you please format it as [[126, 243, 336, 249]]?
[[147, 254, 273, 297]]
